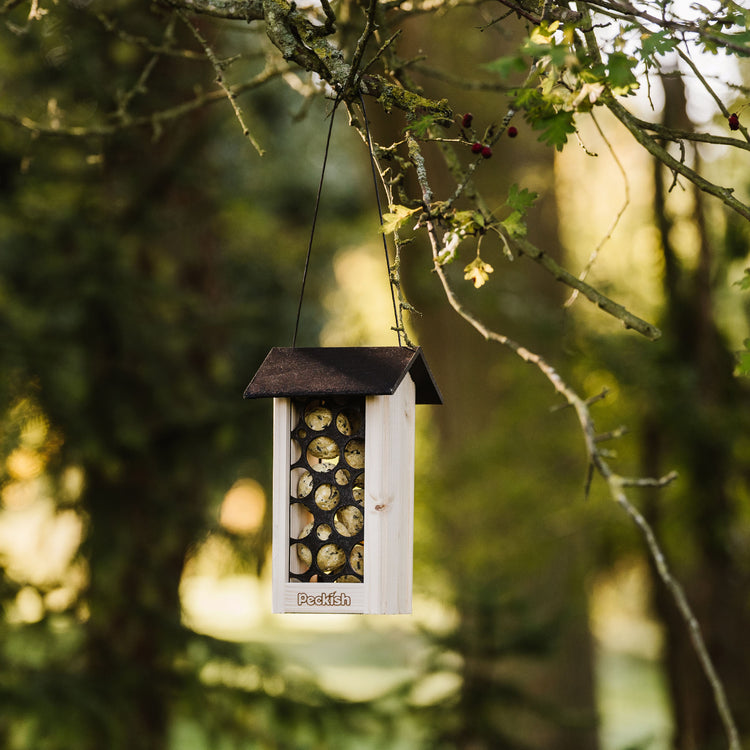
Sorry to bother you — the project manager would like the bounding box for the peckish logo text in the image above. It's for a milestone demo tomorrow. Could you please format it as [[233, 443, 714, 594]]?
[[297, 592, 352, 607]]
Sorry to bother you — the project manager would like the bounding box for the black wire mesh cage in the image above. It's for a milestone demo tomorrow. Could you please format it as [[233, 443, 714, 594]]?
[[289, 396, 366, 583]]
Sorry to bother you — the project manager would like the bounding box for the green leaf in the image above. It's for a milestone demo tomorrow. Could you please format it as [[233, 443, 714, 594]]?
[[380, 204, 419, 235], [453, 210, 476, 226], [447, 209, 486, 237], [513, 86, 544, 110], [536, 110, 576, 150], [521, 39, 569, 68], [607, 51, 639, 95], [506, 184, 538, 212], [734, 268, 750, 290], [405, 114, 443, 138], [722, 29, 750, 56], [639, 30, 679, 61], [501, 210, 528, 238], [484, 55, 527, 79]]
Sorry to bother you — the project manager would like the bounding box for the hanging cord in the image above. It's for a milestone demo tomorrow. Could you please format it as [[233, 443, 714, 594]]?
[[293, 99, 341, 348], [293, 94, 403, 348], [359, 92, 403, 347]]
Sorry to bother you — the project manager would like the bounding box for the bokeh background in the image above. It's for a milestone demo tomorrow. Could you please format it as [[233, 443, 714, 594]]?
[[1, 3, 749, 749]]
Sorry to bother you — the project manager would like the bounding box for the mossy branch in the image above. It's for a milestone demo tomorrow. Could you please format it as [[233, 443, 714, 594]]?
[[166, 0, 265, 20]]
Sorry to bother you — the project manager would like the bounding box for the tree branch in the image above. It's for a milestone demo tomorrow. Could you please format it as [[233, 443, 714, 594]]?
[[177, 7, 264, 154], [582, 0, 750, 56], [0, 64, 288, 139], [169, 0, 453, 117], [165, 0, 265, 21], [405, 133, 741, 750], [605, 97, 750, 222], [512, 235, 661, 340], [575, 3, 750, 223]]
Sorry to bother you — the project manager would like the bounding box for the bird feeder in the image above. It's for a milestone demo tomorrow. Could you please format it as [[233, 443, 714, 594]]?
[[243, 347, 442, 614]]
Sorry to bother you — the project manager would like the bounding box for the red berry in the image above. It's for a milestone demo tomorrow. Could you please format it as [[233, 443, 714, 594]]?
[[462, 113, 474, 128], [507, 126, 518, 138], [481, 146, 492, 159], [471, 142, 483, 154], [729, 113, 740, 131]]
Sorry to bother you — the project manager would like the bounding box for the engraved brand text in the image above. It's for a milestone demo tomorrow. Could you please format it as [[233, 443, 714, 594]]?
[[297, 592, 352, 607]]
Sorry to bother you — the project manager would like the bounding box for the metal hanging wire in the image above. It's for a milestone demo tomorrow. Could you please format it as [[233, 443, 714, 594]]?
[[292, 100, 340, 349], [359, 92, 402, 348], [292, 96, 402, 348]]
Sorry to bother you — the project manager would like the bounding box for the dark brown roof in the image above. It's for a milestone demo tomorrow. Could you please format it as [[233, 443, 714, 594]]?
[[243, 347, 442, 405]]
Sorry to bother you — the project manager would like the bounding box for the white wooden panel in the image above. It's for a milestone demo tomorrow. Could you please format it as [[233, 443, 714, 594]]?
[[271, 398, 292, 614], [364, 374, 416, 614]]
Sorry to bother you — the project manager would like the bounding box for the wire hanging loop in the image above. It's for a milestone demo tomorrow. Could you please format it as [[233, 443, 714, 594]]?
[[292, 99, 340, 348], [292, 95, 403, 348], [359, 92, 403, 348]]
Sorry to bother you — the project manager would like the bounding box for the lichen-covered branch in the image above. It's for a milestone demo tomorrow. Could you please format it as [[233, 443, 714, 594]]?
[[166, 0, 264, 20], [172, 0, 452, 117]]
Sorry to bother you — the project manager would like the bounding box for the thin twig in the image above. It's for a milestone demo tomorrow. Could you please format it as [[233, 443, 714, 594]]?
[[350, 123, 419, 346], [619, 471, 678, 487], [177, 7, 264, 155], [115, 17, 179, 123], [410, 61, 514, 92], [0, 64, 287, 139], [360, 29, 402, 77], [583, 0, 750, 56], [565, 110, 630, 309], [343, 0, 379, 96], [94, 11, 206, 60], [607, 476, 740, 750], [675, 45, 750, 144]]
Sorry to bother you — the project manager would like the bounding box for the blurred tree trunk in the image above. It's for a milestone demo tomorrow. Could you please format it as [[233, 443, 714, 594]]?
[[641, 73, 750, 750], [73, 127, 219, 750]]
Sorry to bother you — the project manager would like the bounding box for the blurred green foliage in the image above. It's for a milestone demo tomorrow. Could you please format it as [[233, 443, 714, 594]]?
[[0, 3, 385, 748], [1, 2, 749, 750]]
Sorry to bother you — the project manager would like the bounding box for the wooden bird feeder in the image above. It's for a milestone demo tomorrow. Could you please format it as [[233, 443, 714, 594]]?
[[244, 347, 442, 614]]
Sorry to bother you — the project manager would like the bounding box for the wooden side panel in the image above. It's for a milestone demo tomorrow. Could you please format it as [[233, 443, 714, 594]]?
[[364, 374, 416, 614], [271, 398, 292, 614]]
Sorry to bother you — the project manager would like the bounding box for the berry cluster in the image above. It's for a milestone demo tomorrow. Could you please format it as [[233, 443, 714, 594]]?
[[471, 141, 493, 159], [460, 113, 519, 160]]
